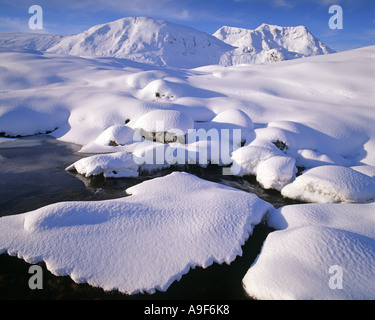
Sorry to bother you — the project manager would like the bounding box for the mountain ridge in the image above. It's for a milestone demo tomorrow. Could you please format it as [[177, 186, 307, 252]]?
[[0, 16, 335, 68], [214, 23, 335, 65]]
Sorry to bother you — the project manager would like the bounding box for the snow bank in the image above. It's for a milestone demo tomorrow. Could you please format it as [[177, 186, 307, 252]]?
[[211, 109, 254, 131], [210, 109, 254, 143], [78, 125, 141, 154], [230, 145, 281, 176], [281, 165, 375, 203], [256, 156, 297, 191], [243, 203, 375, 299], [230, 144, 296, 190], [93, 125, 136, 146], [0, 172, 271, 294], [131, 109, 194, 136], [1, 44, 375, 169], [66, 151, 139, 178]]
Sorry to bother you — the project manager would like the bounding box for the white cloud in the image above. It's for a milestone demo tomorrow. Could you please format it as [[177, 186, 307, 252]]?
[[54, 0, 191, 20], [273, 0, 295, 8], [0, 17, 28, 32]]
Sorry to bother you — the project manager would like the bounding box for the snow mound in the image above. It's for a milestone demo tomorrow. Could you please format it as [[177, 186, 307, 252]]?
[[211, 109, 254, 130], [132, 109, 194, 136], [0, 172, 271, 294], [66, 151, 139, 178], [214, 24, 335, 65], [230, 145, 282, 176], [229, 144, 296, 189], [94, 125, 136, 146], [256, 156, 297, 191], [243, 203, 375, 299], [210, 109, 254, 143], [126, 70, 168, 90], [281, 165, 375, 203], [78, 125, 141, 154]]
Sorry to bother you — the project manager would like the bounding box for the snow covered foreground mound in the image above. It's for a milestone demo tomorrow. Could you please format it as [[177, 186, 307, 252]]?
[[281, 165, 375, 203], [243, 203, 375, 299], [0, 17, 333, 68], [0, 172, 271, 294]]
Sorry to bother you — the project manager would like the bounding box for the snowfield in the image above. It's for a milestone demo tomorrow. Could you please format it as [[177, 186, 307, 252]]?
[[0, 16, 375, 299]]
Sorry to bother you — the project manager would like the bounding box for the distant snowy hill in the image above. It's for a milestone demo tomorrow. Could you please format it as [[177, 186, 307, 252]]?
[[0, 17, 335, 67], [0, 32, 62, 51], [214, 23, 335, 65]]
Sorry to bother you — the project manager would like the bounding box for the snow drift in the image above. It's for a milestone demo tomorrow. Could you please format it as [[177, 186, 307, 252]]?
[[281, 165, 375, 203], [243, 203, 375, 299]]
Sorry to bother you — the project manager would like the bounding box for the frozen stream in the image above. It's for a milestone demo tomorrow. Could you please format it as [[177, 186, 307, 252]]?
[[0, 135, 300, 299]]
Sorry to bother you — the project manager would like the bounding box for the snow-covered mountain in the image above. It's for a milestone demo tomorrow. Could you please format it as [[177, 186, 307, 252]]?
[[0, 17, 335, 67], [214, 23, 335, 64], [46, 17, 234, 68]]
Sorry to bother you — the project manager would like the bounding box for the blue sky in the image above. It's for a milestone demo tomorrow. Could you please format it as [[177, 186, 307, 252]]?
[[0, 0, 374, 51]]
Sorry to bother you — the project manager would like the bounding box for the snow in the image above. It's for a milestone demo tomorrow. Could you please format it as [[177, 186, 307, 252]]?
[[281, 165, 375, 203], [351, 165, 375, 178], [243, 203, 375, 299], [0, 16, 375, 299], [2, 29, 373, 163], [131, 109, 194, 136], [0, 172, 271, 294], [79, 125, 141, 153], [230, 144, 296, 190], [210, 108, 254, 143], [66, 151, 139, 178], [94, 125, 136, 146], [214, 24, 335, 65], [256, 156, 297, 191], [0, 18, 334, 68], [45, 17, 234, 69]]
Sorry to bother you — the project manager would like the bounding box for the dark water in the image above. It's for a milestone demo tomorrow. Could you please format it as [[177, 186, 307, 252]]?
[[0, 135, 300, 300]]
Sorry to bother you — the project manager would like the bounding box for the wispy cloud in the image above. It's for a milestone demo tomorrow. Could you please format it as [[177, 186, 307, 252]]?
[[0, 17, 29, 32], [1, 0, 193, 21], [57, 0, 193, 21], [272, 0, 295, 8]]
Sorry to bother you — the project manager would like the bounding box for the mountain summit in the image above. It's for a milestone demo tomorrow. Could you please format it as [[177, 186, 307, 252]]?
[[46, 17, 234, 68], [214, 23, 335, 64]]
